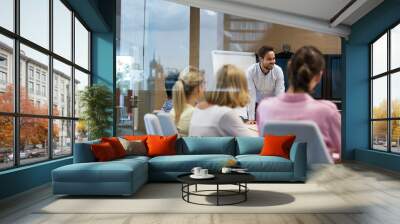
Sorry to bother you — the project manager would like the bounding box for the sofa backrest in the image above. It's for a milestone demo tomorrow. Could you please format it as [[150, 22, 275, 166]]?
[[73, 139, 100, 163], [235, 137, 264, 155], [177, 137, 236, 155]]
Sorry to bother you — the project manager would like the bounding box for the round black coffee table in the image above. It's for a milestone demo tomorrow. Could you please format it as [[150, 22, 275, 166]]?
[[177, 173, 255, 206]]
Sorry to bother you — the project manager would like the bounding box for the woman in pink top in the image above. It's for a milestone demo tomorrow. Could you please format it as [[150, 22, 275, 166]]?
[[256, 46, 341, 161]]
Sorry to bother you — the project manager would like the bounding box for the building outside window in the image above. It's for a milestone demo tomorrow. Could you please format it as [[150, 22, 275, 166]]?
[[28, 66, 34, 80], [28, 81, 34, 94], [0, 71, 6, 85], [41, 85, 46, 97]]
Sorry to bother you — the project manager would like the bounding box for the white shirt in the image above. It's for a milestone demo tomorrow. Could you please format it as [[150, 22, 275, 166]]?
[[246, 63, 285, 120], [189, 105, 257, 137]]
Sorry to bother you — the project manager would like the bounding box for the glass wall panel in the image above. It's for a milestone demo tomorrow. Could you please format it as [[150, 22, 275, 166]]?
[[74, 69, 89, 118], [116, 0, 190, 135], [117, 0, 341, 137], [116, 0, 145, 136], [391, 120, 400, 153], [372, 121, 388, 151], [53, 119, 72, 157], [20, 44, 49, 115], [75, 120, 88, 143], [53, 0, 72, 60], [74, 18, 89, 70], [0, 0, 14, 31], [20, 117, 49, 165], [372, 77, 387, 119], [20, 0, 49, 49], [0, 116, 13, 170], [391, 24, 400, 70], [53, 59, 72, 117], [372, 33, 387, 76], [391, 72, 400, 118], [0, 34, 14, 112], [199, 9, 220, 90]]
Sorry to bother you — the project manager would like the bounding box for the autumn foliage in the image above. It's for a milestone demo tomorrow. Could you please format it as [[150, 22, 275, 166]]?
[[0, 85, 59, 150], [372, 99, 400, 142]]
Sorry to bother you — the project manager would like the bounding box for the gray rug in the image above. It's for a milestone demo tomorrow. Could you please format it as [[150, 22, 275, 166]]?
[[38, 183, 362, 214]]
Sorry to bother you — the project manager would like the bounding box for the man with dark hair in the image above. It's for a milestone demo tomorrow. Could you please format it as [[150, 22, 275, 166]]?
[[246, 45, 285, 124], [161, 72, 179, 112]]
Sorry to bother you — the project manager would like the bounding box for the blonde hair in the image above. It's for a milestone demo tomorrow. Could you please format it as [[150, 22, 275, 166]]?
[[172, 66, 204, 124], [205, 64, 249, 108]]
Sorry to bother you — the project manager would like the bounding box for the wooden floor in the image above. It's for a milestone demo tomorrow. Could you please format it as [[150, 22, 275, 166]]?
[[1, 162, 400, 224]]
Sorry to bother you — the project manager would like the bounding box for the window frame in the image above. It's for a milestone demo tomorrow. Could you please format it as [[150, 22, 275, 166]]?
[[0, 0, 92, 171], [370, 20, 400, 154]]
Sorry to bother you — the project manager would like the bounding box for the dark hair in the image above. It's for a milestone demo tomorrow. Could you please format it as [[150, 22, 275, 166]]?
[[164, 72, 179, 99], [287, 46, 325, 93], [257, 45, 274, 58]]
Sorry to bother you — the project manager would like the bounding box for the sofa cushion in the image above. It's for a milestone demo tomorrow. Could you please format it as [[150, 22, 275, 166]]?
[[53, 158, 147, 183], [260, 135, 296, 159], [236, 137, 263, 155], [91, 142, 118, 161], [147, 135, 178, 157], [101, 137, 127, 158], [236, 155, 293, 172], [118, 138, 147, 156], [177, 137, 235, 155], [149, 154, 235, 172]]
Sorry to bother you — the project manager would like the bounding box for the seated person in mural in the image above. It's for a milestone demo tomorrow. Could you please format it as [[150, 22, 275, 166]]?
[[189, 64, 257, 137], [161, 72, 179, 113], [256, 46, 341, 161], [170, 67, 205, 136]]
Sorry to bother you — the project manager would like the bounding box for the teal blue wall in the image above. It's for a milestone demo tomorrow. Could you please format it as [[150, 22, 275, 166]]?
[[0, 158, 72, 199], [344, 0, 400, 170], [0, 0, 116, 200]]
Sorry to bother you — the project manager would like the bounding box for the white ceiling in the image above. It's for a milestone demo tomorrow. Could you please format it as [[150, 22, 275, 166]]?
[[226, 0, 352, 22], [168, 0, 384, 37]]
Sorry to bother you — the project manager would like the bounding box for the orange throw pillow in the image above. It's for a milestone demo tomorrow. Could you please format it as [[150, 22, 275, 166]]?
[[91, 142, 117, 161], [101, 137, 127, 158], [260, 134, 296, 159], [146, 135, 177, 157]]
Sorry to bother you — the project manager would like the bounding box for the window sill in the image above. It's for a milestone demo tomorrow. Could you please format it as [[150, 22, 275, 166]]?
[[0, 156, 72, 176]]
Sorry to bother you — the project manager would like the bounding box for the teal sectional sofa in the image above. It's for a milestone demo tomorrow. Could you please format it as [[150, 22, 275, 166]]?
[[52, 137, 307, 196]]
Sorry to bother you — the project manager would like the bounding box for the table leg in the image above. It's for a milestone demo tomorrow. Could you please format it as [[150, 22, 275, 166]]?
[[245, 183, 247, 201], [217, 184, 219, 206], [195, 184, 197, 192]]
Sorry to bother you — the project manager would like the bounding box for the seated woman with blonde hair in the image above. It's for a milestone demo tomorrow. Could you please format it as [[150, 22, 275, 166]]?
[[170, 66, 205, 136], [257, 46, 341, 161], [189, 64, 257, 137]]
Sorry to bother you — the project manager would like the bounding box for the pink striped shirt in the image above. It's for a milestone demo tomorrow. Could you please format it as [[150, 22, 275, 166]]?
[[256, 93, 341, 156]]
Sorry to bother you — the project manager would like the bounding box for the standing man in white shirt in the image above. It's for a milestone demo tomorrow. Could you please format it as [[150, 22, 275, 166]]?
[[246, 46, 285, 124]]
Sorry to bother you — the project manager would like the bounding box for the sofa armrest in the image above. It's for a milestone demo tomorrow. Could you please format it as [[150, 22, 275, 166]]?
[[289, 142, 307, 181], [73, 141, 99, 163]]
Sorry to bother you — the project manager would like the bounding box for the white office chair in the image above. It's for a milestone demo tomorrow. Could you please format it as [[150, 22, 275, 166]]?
[[261, 120, 334, 165], [157, 112, 178, 136], [144, 113, 163, 135]]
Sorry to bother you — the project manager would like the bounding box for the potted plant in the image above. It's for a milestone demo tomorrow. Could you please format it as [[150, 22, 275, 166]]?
[[79, 84, 113, 140]]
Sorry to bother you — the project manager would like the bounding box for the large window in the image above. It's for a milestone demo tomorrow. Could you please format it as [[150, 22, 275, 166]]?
[[0, 0, 91, 170], [371, 23, 400, 153]]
